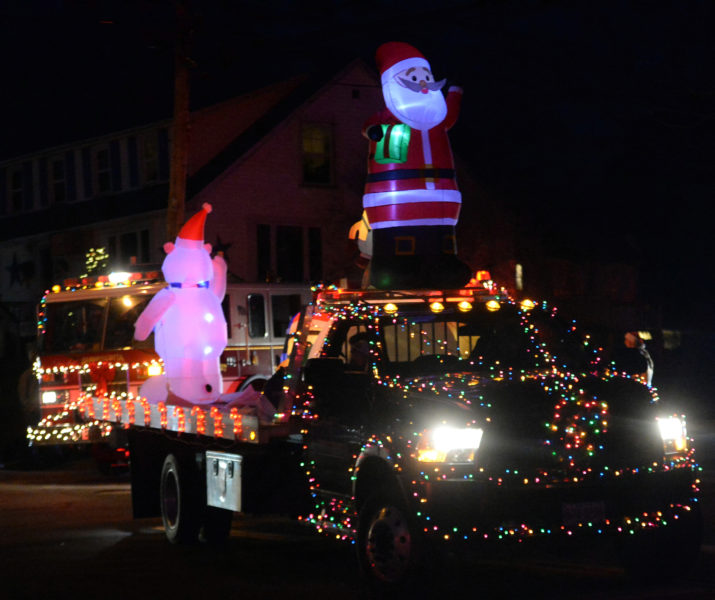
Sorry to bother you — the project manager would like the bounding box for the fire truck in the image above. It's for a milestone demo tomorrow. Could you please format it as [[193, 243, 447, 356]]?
[[27, 270, 310, 447]]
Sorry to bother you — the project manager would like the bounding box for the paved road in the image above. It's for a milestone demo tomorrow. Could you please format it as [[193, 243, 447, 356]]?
[[1, 424, 714, 600]]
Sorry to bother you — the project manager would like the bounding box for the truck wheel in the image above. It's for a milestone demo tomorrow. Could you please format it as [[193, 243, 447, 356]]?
[[357, 488, 430, 596], [200, 506, 233, 545], [160, 453, 201, 544]]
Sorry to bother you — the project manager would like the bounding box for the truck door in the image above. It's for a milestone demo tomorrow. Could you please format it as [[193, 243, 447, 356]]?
[[303, 322, 374, 496]]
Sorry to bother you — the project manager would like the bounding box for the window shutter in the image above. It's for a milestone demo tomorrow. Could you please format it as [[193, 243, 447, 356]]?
[[82, 148, 93, 198], [39, 157, 49, 207], [0, 168, 6, 215], [22, 161, 34, 211], [65, 151, 76, 202], [110, 140, 122, 191], [158, 128, 169, 180], [127, 136, 139, 188]]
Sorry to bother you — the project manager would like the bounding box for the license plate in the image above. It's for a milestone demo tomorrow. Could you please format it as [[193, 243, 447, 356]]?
[[561, 500, 606, 528]]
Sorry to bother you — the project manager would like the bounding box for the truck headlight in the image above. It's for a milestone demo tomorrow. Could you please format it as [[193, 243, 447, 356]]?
[[656, 416, 688, 454], [417, 426, 483, 463]]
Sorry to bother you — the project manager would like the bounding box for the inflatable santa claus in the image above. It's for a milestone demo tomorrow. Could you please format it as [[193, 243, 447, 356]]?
[[134, 203, 228, 404], [362, 41, 471, 289]]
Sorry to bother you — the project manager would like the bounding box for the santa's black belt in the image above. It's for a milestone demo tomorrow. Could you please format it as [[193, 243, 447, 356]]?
[[366, 168, 455, 183]]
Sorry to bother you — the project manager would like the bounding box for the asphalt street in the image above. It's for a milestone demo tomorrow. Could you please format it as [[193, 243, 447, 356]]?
[[1, 422, 714, 600]]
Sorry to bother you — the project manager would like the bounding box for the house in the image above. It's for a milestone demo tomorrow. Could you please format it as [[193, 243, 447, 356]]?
[[0, 59, 502, 341], [0, 55, 668, 386], [0, 61, 376, 336]]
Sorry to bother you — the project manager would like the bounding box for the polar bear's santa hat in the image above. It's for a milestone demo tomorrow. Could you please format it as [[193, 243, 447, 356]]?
[[176, 203, 212, 249]]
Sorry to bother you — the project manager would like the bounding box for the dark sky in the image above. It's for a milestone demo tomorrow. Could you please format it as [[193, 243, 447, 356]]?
[[2, 0, 713, 328]]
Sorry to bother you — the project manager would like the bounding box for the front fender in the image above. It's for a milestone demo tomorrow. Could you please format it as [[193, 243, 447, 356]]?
[[354, 436, 409, 512]]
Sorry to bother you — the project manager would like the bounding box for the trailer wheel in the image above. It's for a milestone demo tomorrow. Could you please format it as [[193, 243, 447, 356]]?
[[160, 453, 201, 544]]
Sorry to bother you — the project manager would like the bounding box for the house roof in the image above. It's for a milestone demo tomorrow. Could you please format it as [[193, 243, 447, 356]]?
[[0, 60, 371, 241], [187, 60, 366, 198]]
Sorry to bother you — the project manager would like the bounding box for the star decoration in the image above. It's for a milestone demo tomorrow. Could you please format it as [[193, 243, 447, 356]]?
[[213, 235, 232, 262]]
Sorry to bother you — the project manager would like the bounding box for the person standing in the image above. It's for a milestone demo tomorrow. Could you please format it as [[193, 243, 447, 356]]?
[[615, 331, 654, 385]]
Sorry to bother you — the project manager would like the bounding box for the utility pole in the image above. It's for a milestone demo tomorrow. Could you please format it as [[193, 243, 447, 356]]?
[[166, 0, 192, 241]]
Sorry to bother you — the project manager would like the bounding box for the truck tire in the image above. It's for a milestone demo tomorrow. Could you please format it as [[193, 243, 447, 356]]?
[[160, 453, 201, 544], [357, 487, 432, 596]]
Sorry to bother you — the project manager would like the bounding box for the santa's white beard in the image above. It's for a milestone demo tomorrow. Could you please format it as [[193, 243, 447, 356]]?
[[383, 80, 448, 131]]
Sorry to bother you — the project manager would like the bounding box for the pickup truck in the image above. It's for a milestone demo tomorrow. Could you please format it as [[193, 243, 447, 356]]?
[[86, 281, 701, 595]]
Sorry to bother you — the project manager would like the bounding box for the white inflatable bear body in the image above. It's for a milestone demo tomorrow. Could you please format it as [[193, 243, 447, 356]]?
[[134, 203, 227, 404]]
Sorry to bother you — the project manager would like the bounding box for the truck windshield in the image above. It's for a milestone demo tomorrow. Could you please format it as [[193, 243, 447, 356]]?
[[105, 294, 154, 350], [379, 304, 596, 375], [41, 294, 153, 354]]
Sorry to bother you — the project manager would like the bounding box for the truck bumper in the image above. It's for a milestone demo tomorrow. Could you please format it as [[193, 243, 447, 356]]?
[[408, 467, 699, 542]]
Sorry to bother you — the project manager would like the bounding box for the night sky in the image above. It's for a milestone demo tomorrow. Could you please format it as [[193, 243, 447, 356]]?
[[2, 0, 713, 329]]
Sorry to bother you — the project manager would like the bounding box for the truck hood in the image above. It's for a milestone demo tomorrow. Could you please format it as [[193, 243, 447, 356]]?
[[382, 370, 674, 473], [383, 372, 496, 427]]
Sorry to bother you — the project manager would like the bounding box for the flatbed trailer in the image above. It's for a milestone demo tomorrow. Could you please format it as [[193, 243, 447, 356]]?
[[80, 393, 309, 544]]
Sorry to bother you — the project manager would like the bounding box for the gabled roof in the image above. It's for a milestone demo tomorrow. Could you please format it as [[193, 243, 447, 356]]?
[[187, 60, 366, 197], [187, 75, 309, 177]]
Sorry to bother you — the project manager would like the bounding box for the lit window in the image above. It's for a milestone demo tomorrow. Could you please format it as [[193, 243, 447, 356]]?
[[301, 123, 333, 185], [515, 263, 524, 291]]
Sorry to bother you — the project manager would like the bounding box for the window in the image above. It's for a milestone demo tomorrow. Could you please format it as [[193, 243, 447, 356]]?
[[108, 229, 150, 267], [142, 134, 159, 183], [515, 263, 524, 291], [105, 294, 153, 350], [271, 294, 303, 338], [42, 299, 107, 353], [256, 224, 323, 283], [247, 294, 266, 338], [95, 147, 111, 194], [51, 157, 66, 203], [301, 123, 333, 185], [10, 168, 23, 213], [277, 225, 303, 282]]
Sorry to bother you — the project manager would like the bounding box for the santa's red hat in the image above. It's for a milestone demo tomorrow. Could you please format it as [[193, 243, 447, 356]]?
[[376, 42, 430, 86], [177, 203, 212, 248]]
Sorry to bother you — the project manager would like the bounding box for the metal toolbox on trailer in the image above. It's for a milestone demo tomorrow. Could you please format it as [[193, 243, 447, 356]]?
[[206, 451, 242, 512]]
